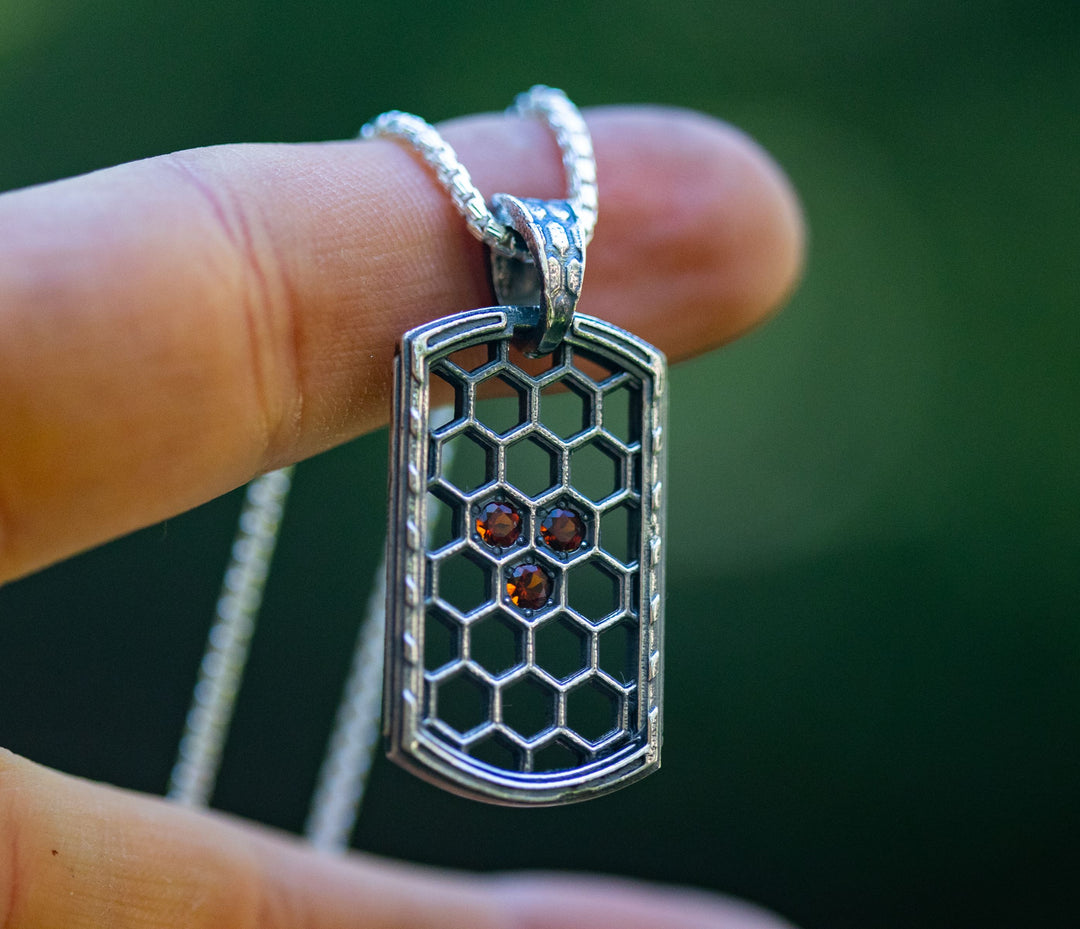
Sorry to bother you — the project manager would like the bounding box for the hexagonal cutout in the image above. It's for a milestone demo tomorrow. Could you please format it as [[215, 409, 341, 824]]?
[[468, 613, 521, 677], [424, 608, 459, 673], [474, 372, 530, 436], [570, 441, 622, 502], [539, 378, 593, 440], [437, 551, 489, 615], [429, 370, 464, 433], [436, 671, 489, 736], [501, 674, 556, 741], [441, 430, 493, 493], [505, 435, 560, 498], [534, 616, 590, 682], [470, 732, 520, 772], [508, 342, 563, 379], [598, 621, 638, 685], [532, 737, 586, 774], [601, 382, 640, 446], [445, 344, 494, 375], [570, 346, 617, 385], [566, 678, 621, 744], [425, 492, 459, 550], [600, 502, 638, 565], [568, 560, 621, 622]]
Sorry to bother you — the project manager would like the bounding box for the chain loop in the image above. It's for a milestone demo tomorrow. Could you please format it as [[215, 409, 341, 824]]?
[[360, 86, 597, 261]]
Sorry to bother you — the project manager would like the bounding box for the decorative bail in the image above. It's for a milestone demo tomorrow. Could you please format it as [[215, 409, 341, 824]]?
[[489, 194, 585, 356]]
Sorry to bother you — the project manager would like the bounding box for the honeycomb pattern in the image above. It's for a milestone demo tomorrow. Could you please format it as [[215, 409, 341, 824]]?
[[422, 338, 645, 774]]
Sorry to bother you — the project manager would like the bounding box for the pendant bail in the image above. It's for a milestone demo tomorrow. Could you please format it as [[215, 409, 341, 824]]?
[[488, 194, 585, 356]]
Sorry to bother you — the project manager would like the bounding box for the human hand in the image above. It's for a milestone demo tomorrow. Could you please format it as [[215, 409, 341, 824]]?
[[0, 106, 802, 927]]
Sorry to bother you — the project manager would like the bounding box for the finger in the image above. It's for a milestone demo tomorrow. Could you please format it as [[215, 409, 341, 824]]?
[[0, 748, 795, 928], [490, 874, 798, 929], [0, 106, 803, 582]]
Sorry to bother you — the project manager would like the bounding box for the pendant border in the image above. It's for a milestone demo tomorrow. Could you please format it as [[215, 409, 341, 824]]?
[[385, 306, 667, 806]]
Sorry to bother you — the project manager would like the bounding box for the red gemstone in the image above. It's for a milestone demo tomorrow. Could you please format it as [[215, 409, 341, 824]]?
[[541, 507, 585, 552], [507, 564, 551, 610], [476, 502, 521, 547]]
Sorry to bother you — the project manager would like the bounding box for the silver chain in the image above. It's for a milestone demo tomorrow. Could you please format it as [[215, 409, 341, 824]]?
[[302, 544, 388, 851], [167, 467, 295, 808], [360, 85, 597, 261]]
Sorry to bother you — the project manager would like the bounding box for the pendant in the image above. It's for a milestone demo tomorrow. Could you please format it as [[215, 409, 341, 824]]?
[[384, 197, 667, 806]]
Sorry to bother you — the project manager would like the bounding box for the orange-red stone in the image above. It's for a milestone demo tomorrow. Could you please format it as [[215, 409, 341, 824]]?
[[476, 502, 521, 547], [541, 507, 585, 552], [507, 564, 551, 610]]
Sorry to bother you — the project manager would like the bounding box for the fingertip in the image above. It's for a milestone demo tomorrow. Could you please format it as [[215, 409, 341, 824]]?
[[581, 106, 805, 359], [697, 113, 806, 342], [438, 106, 805, 359]]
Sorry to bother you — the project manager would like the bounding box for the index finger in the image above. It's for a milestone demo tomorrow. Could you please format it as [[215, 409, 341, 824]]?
[[0, 107, 803, 583]]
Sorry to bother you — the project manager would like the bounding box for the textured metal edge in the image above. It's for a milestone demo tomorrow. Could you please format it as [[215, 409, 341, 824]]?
[[385, 307, 667, 806], [568, 315, 667, 777]]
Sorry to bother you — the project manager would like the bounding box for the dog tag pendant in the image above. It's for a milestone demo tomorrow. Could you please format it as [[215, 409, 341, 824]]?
[[384, 197, 667, 806]]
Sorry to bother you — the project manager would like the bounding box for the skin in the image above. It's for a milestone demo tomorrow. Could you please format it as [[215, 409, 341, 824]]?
[[0, 106, 803, 927]]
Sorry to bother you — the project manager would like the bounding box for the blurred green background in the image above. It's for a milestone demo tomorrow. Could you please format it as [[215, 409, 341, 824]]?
[[1, 2, 1078, 927]]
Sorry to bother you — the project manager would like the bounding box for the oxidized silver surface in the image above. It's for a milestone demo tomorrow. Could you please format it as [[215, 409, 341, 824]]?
[[489, 195, 584, 356], [385, 306, 667, 805]]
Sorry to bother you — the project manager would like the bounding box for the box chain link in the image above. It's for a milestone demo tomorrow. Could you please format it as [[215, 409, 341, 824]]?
[[361, 85, 597, 261]]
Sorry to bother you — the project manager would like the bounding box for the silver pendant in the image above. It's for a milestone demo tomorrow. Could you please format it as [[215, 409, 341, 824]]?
[[384, 197, 667, 806]]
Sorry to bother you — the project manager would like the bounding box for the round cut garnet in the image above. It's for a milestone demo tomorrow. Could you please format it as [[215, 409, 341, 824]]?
[[541, 507, 585, 552], [507, 564, 551, 610], [476, 502, 521, 547]]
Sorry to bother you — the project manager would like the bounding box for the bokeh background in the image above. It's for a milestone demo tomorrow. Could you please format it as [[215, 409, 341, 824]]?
[[1, 2, 1078, 927]]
